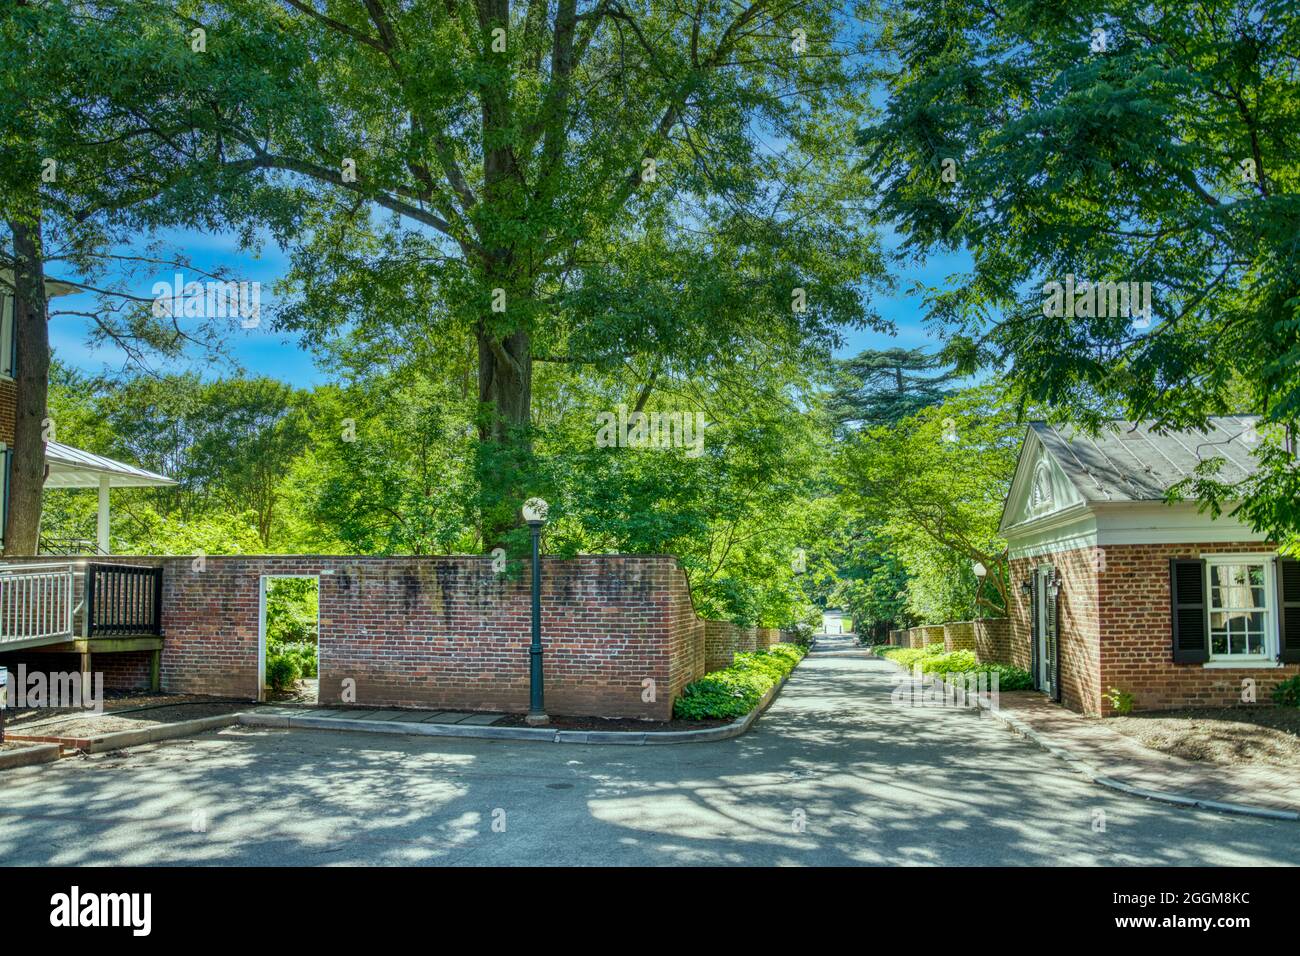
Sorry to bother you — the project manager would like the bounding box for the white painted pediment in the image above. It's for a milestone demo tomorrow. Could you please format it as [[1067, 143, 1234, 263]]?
[[1001, 432, 1085, 533]]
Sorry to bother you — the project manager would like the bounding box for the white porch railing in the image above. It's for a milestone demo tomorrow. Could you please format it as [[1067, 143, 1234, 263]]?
[[0, 562, 76, 645]]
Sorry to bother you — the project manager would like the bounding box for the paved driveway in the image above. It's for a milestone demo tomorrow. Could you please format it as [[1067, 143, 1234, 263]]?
[[2, 635, 1297, 866]]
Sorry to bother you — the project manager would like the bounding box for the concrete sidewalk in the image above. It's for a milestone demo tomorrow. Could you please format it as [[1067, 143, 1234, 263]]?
[[985, 691, 1300, 819]]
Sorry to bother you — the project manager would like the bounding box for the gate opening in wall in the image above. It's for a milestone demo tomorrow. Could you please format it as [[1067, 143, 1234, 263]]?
[[258, 575, 320, 704]]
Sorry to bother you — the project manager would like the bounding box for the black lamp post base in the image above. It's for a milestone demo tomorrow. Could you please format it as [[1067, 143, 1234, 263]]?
[[524, 712, 550, 726]]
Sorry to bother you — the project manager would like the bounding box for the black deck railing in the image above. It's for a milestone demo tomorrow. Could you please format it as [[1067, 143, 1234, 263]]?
[[85, 563, 163, 636]]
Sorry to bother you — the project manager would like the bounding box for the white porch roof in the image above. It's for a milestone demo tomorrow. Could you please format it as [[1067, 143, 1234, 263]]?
[[44, 441, 176, 489], [0, 269, 83, 299]]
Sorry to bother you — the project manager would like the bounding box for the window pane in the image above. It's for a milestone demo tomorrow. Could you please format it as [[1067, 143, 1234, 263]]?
[[1208, 562, 1271, 657]]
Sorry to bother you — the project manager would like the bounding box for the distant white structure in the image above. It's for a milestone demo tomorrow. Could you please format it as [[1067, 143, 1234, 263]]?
[[820, 610, 846, 635]]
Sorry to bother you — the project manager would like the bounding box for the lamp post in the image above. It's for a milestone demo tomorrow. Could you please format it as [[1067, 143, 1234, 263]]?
[[522, 497, 549, 726]]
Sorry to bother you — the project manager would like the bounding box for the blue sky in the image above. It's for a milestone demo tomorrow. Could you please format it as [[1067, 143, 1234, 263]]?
[[48, 225, 969, 389]]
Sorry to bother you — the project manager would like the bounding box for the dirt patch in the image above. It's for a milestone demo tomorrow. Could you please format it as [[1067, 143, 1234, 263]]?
[[496, 713, 729, 732], [1107, 706, 1300, 768], [8, 700, 249, 742], [4, 691, 244, 728], [269, 678, 318, 705]]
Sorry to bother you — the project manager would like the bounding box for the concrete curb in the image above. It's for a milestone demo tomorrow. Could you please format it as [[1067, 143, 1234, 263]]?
[[872, 653, 1300, 822], [73, 714, 241, 754], [237, 664, 798, 746], [0, 742, 62, 770]]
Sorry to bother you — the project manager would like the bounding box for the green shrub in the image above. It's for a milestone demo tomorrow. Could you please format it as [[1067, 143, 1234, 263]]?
[[875, 642, 945, 669], [920, 650, 977, 674], [265, 654, 302, 692], [976, 663, 1034, 691], [1105, 687, 1135, 715], [767, 643, 805, 667], [674, 644, 806, 720], [1273, 675, 1300, 707], [276, 641, 318, 679], [881, 645, 1033, 691]]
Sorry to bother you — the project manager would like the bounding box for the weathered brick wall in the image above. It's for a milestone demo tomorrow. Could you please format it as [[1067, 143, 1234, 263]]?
[[906, 628, 926, 648], [0, 648, 149, 696], [1010, 547, 1101, 713], [1, 554, 712, 720], [943, 621, 975, 652], [0, 378, 15, 447], [704, 619, 739, 671], [920, 625, 945, 647], [280, 556, 696, 719], [1097, 541, 1298, 714], [0, 554, 815, 719], [97, 650, 152, 690], [666, 571, 706, 711], [738, 626, 758, 653], [973, 618, 1011, 664]]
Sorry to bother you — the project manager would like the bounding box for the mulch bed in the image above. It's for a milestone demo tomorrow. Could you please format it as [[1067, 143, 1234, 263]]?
[[5, 697, 249, 742], [1107, 706, 1300, 768], [495, 713, 728, 732]]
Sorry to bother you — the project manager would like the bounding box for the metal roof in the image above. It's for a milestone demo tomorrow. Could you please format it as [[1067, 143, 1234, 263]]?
[[1029, 416, 1262, 503], [43, 441, 177, 489]]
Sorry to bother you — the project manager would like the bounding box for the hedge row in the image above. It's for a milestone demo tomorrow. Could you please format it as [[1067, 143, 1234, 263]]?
[[674, 643, 807, 720], [875, 643, 1033, 691]]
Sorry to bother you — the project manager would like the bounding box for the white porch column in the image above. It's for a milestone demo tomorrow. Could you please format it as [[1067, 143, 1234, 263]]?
[[96, 476, 111, 554]]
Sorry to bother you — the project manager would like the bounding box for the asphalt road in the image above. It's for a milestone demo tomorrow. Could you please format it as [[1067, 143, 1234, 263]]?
[[2, 634, 1298, 866]]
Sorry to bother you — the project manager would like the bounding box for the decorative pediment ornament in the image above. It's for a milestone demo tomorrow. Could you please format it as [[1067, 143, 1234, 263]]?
[[1029, 460, 1054, 511]]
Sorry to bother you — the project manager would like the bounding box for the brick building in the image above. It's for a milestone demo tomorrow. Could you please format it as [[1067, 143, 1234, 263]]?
[[997, 417, 1299, 715]]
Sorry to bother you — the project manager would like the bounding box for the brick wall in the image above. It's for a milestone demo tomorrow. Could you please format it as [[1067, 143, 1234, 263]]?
[[1097, 541, 1299, 714], [665, 570, 706, 712], [271, 556, 703, 720], [973, 618, 1011, 664], [0, 554, 718, 720], [704, 619, 739, 671], [0, 378, 15, 447], [943, 621, 975, 652], [1010, 546, 1101, 713], [0, 553, 831, 719]]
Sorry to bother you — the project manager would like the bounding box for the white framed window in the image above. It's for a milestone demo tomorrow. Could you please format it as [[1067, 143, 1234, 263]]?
[[1204, 554, 1275, 663]]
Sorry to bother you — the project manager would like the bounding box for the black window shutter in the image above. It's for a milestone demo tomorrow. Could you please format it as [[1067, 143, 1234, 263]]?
[[1046, 573, 1061, 702], [1029, 574, 1040, 689], [1170, 558, 1209, 663], [1278, 558, 1300, 664]]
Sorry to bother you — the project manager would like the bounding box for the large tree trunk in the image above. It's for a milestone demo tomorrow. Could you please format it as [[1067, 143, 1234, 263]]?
[[5, 216, 49, 557], [476, 325, 533, 545], [476, 327, 532, 443]]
